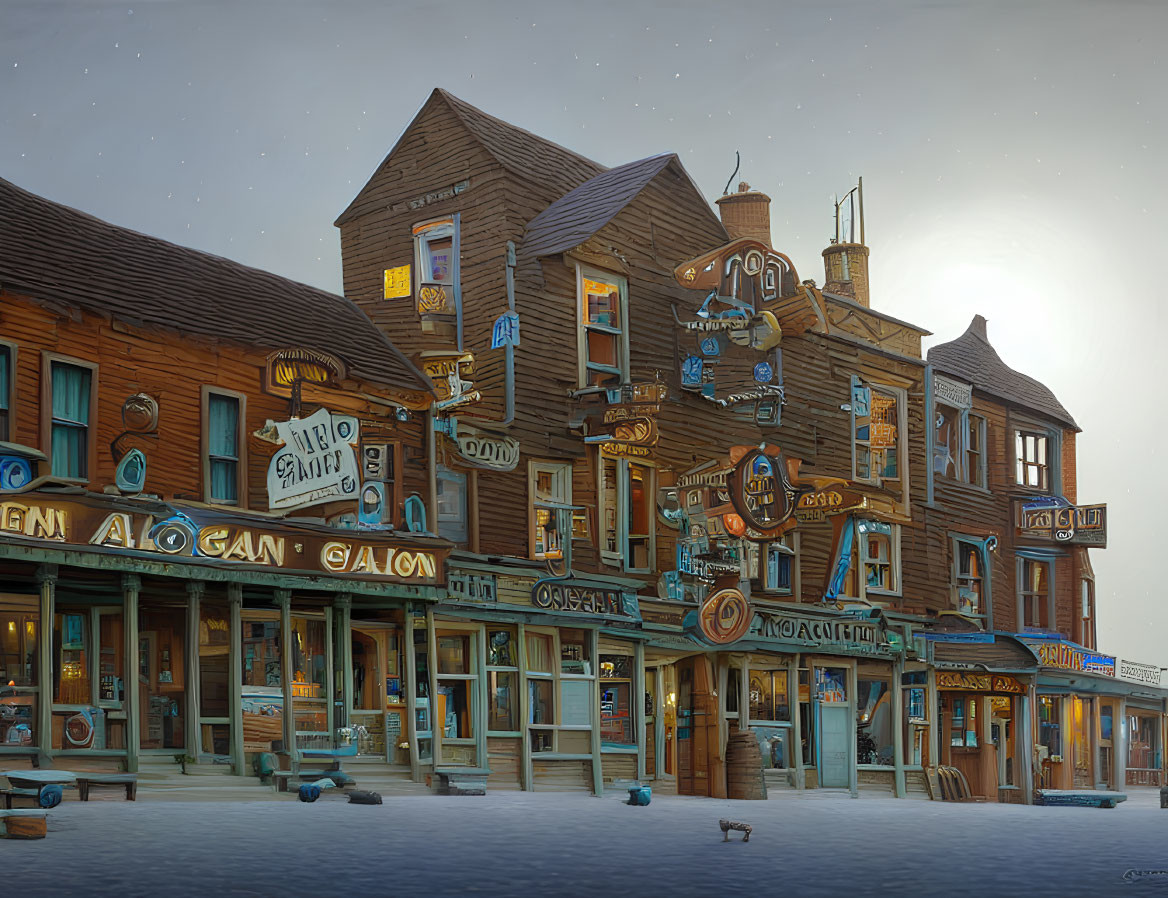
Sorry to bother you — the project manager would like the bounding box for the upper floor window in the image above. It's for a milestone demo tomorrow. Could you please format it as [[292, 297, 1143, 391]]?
[[934, 399, 987, 489], [858, 520, 900, 596], [413, 217, 460, 316], [952, 537, 988, 618], [530, 461, 571, 561], [748, 532, 798, 597], [47, 358, 95, 480], [1019, 556, 1051, 629], [577, 266, 629, 388], [1015, 430, 1050, 491], [436, 467, 468, 545], [203, 390, 243, 505], [599, 453, 654, 573], [852, 378, 901, 486], [1079, 577, 1095, 650], [0, 344, 11, 442]]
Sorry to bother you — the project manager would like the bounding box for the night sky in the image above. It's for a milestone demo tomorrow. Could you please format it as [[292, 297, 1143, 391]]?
[[3, 1, 1165, 666]]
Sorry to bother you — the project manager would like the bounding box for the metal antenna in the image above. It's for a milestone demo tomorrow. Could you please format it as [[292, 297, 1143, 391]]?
[[723, 151, 741, 196]]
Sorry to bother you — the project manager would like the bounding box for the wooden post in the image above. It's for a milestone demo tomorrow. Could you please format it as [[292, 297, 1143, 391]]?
[[848, 660, 859, 798], [654, 666, 665, 782], [227, 583, 243, 776], [634, 640, 646, 782], [1115, 697, 1127, 794], [35, 565, 56, 761], [122, 574, 141, 773], [892, 660, 906, 799], [426, 607, 439, 771], [185, 581, 204, 757], [589, 628, 603, 796], [334, 593, 353, 738], [927, 669, 940, 773], [404, 608, 420, 780], [517, 622, 531, 791], [791, 654, 804, 789], [324, 601, 334, 749], [1019, 688, 1035, 805], [738, 657, 749, 732], [475, 624, 488, 770], [274, 589, 294, 763]]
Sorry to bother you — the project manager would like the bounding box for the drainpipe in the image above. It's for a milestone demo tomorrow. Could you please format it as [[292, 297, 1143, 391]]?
[[503, 240, 516, 426]]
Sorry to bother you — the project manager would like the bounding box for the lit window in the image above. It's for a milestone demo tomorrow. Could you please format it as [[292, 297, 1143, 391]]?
[[413, 218, 459, 315], [858, 520, 899, 595], [1015, 431, 1050, 491], [953, 539, 986, 617], [852, 378, 899, 485], [578, 267, 628, 387], [530, 462, 571, 560]]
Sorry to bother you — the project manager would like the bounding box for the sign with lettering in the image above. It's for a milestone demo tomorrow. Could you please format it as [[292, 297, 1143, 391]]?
[[383, 265, 411, 299], [0, 491, 444, 585], [933, 375, 973, 408], [448, 571, 498, 603], [936, 671, 1025, 694], [639, 600, 689, 629], [1119, 660, 1162, 686], [749, 610, 893, 656], [264, 349, 346, 398], [266, 408, 361, 511], [793, 488, 867, 523], [453, 424, 520, 472], [728, 447, 796, 533], [1023, 638, 1116, 676], [421, 353, 480, 412], [1019, 499, 1107, 548], [408, 178, 470, 211], [531, 580, 638, 619], [696, 588, 753, 645]]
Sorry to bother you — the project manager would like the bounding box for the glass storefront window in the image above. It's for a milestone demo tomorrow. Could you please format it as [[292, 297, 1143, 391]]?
[[198, 604, 228, 718], [291, 618, 328, 751], [141, 607, 186, 750], [949, 697, 978, 748], [1129, 713, 1160, 770], [241, 617, 281, 754], [54, 611, 90, 704], [815, 667, 847, 703], [1039, 695, 1061, 757], [749, 669, 790, 722], [525, 634, 552, 675], [98, 612, 124, 707], [438, 635, 471, 675], [600, 654, 634, 746], [560, 628, 591, 676], [437, 680, 472, 739], [488, 671, 517, 732], [857, 678, 893, 766], [488, 628, 516, 668], [902, 671, 928, 767], [529, 679, 554, 725]]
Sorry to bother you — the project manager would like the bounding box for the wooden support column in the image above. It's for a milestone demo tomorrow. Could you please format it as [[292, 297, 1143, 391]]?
[[475, 624, 488, 770], [405, 610, 420, 780], [848, 660, 859, 798], [426, 606, 440, 770], [227, 583, 243, 776], [589, 628, 603, 796], [185, 581, 204, 757], [892, 659, 906, 799], [738, 657, 749, 733], [274, 589, 294, 763], [517, 621, 531, 791], [791, 654, 804, 790], [654, 666, 665, 782], [35, 565, 56, 761], [927, 669, 940, 774], [1115, 696, 1128, 794], [634, 640, 646, 782], [123, 574, 141, 772], [1019, 687, 1035, 805], [334, 593, 353, 734]]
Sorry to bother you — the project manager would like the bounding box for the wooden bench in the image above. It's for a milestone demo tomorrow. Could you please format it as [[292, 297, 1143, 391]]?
[[0, 809, 48, 839], [1, 787, 44, 809], [75, 774, 137, 802], [1036, 789, 1127, 809], [432, 767, 490, 796]]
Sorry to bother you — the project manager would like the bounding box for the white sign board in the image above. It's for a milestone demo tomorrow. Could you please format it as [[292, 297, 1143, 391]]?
[[1118, 659, 1162, 686], [934, 375, 973, 408], [266, 408, 360, 510]]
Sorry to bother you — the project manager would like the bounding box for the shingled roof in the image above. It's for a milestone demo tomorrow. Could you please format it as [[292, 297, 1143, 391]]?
[[0, 177, 432, 394], [928, 315, 1078, 430], [521, 153, 678, 259], [931, 635, 1039, 672]]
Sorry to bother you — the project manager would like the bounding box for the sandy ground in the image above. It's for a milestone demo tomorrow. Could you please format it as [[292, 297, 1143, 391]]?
[[4, 787, 1168, 897]]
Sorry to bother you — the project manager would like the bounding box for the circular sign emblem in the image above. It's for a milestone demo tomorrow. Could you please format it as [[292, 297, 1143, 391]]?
[[729, 448, 793, 532], [753, 361, 773, 383], [699, 336, 721, 357], [698, 588, 753, 645]]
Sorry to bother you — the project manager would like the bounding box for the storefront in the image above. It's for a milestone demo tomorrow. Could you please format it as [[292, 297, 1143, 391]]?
[[0, 490, 448, 776], [422, 557, 647, 793]]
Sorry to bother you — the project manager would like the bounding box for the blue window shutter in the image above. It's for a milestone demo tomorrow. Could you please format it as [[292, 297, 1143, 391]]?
[[207, 393, 239, 502]]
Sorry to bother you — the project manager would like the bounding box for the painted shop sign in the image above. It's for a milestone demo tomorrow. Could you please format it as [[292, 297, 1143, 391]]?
[[453, 424, 520, 472], [1023, 639, 1116, 676], [933, 375, 973, 408], [750, 610, 890, 655], [0, 493, 443, 584], [420, 353, 480, 412], [793, 488, 867, 523], [936, 672, 1025, 694], [408, 178, 470, 211], [383, 265, 411, 299], [1118, 660, 1162, 686], [264, 349, 346, 398], [266, 408, 361, 511], [531, 580, 638, 619], [728, 446, 797, 534], [696, 587, 753, 645], [448, 571, 498, 603], [1019, 499, 1107, 548]]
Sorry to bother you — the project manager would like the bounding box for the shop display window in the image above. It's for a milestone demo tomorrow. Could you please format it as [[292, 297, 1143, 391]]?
[[1128, 713, 1160, 771], [241, 617, 280, 754], [749, 670, 790, 722], [488, 671, 517, 732], [438, 634, 471, 675], [949, 697, 978, 748], [1038, 695, 1061, 758], [0, 599, 38, 688], [901, 671, 928, 767], [291, 617, 328, 751], [560, 629, 591, 676], [856, 677, 893, 766], [54, 611, 90, 704], [599, 654, 634, 745], [437, 681, 472, 740], [198, 604, 228, 718], [488, 628, 516, 668], [815, 667, 847, 703], [525, 634, 553, 675], [97, 611, 124, 707], [141, 607, 186, 750], [529, 679, 554, 726]]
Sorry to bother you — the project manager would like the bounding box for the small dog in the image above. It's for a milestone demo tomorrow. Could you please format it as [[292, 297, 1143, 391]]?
[[719, 819, 751, 842]]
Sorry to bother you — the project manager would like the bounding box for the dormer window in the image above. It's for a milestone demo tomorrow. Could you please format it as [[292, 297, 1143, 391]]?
[[413, 217, 460, 316], [577, 265, 629, 388], [1015, 430, 1050, 491]]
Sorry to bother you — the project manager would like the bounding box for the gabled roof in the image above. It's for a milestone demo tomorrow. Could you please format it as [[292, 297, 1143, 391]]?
[[336, 88, 605, 227], [521, 153, 677, 259], [0, 177, 432, 394], [927, 315, 1077, 430]]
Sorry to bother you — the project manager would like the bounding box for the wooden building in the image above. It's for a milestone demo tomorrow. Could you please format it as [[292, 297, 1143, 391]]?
[[0, 176, 450, 784]]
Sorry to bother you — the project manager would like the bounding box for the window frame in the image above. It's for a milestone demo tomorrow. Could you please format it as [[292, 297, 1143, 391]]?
[[201, 386, 248, 507], [597, 451, 656, 574], [950, 534, 991, 623], [851, 377, 906, 488], [857, 519, 901, 598], [760, 532, 799, 597], [529, 461, 573, 561], [1017, 554, 1054, 631], [1014, 428, 1054, 493], [576, 264, 630, 389], [0, 340, 15, 443], [436, 466, 469, 546], [413, 216, 461, 299], [41, 353, 98, 484]]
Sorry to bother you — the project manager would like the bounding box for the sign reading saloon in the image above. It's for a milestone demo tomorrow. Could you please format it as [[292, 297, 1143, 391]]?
[[266, 408, 361, 511]]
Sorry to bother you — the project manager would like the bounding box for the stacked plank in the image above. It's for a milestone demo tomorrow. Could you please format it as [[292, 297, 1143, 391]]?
[[726, 731, 768, 800]]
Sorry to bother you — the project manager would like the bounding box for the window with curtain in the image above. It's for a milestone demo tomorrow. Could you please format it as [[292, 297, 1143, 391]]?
[[0, 345, 10, 442], [436, 467, 468, 545], [207, 392, 240, 504], [50, 361, 91, 479]]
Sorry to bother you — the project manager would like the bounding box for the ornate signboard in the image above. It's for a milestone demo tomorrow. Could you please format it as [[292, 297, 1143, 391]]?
[[749, 609, 893, 656], [696, 587, 753, 645], [935, 672, 1024, 694], [1019, 498, 1107, 548], [531, 580, 639, 619], [420, 352, 480, 413], [266, 408, 361, 510], [933, 375, 973, 408], [383, 265, 411, 299], [793, 487, 867, 523], [728, 446, 797, 534], [448, 571, 498, 603], [1023, 638, 1116, 676], [1118, 660, 1162, 686], [453, 424, 520, 472]]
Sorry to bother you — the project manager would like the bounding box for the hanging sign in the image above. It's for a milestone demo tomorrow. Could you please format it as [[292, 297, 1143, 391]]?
[[696, 587, 753, 645], [1118, 660, 1162, 686], [1019, 499, 1107, 548], [266, 408, 360, 510], [728, 446, 797, 532], [793, 488, 867, 523], [383, 265, 411, 299], [453, 424, 520, 471], [420, 353, 480, 412], [491, 310, 521, 348]]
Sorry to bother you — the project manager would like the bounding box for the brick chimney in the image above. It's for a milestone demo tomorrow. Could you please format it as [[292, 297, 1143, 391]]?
[[822, 242, 871, 308], [715, 182, 771, 247]]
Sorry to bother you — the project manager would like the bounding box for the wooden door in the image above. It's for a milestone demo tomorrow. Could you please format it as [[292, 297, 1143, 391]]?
[[676, 657, 718, 796], [818, 703, 851, 788]]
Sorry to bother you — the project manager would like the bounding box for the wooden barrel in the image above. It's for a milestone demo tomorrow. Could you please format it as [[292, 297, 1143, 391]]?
[[725, 731, 768, 800]]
